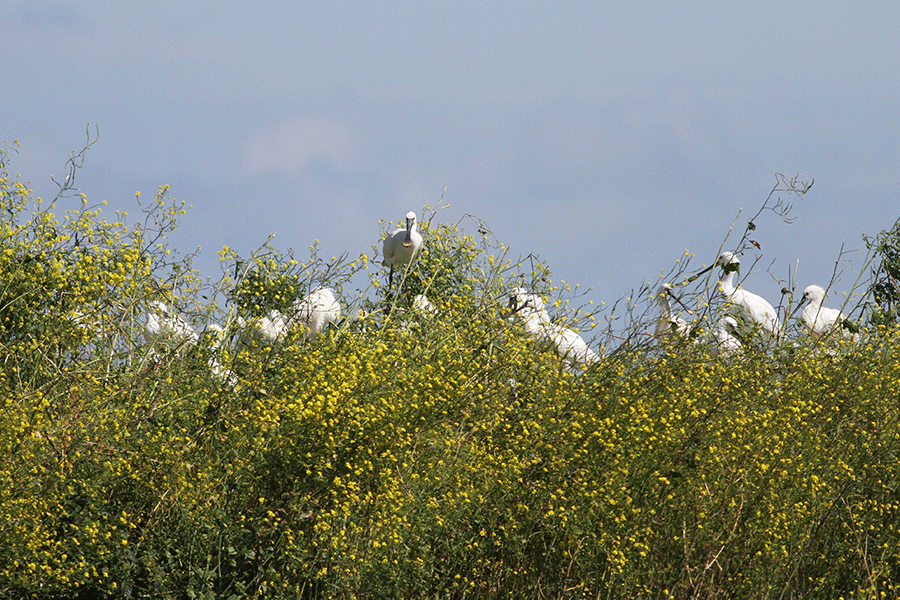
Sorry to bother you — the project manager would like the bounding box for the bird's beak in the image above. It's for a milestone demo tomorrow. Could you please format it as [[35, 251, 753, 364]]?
[[402, 218, 414, 247], [790, 298, 806, 318], [665, 287, 694, 315], [686, 263, 716, 283], [506, 296, 530, 319]]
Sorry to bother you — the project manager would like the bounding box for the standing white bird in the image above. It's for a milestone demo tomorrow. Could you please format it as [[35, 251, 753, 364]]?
[[798, 284, 855, 339], [690, 252, 782, 341], [290, 287, 342, 338], [713, 315, 743, 358], [144, 300, 199, 351], [654, 283, 692, 346], [382, 211, 424, 288], [508, 288, 600, 371]]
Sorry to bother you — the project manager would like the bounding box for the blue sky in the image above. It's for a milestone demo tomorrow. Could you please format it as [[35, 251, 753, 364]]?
[[4, 1, 899, 326]]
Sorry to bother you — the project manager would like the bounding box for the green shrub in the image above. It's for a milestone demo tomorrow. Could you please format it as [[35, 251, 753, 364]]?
[[1, 145, 898, 599]]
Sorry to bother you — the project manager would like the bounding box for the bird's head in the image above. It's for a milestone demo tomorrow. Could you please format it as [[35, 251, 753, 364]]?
[[802, 284, 826, 304], [658, 283, 674, 296], [507, 287, 544, 315], [716, 251, 740, 273], [719, 315, 740, 336], [508, 287, 528, 311], [686, 251, 739, 282], [658, 283, 694, 314], [149, 300, 169, 315]]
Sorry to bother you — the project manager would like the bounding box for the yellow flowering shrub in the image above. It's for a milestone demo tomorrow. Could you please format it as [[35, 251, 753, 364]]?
[[1, 145, 899, 599]]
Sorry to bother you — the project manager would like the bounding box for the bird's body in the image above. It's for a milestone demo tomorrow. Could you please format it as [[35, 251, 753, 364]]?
[[713, 315, 743, 358], [290, 287, 341, 338], [260, 309, 288, 341], [238, 309, 287, 344], [542, 321, 602, 368], [799, 284, 854, 339], [654, 284, 692, 346], [413, 294, 438, 315], [399, 294, 439, 334], [144, 301, 199, 350], [714, 252, 782, 341], [382, 211, 424, 288], [508, 287, 599, 370]]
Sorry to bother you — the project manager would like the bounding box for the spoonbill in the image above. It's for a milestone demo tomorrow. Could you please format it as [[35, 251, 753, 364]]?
[[399, 294, 440, 334], [290, 287, 341, 338], [144, 300, 199, 351], [654, 283, 692, 346], [382, 211, 424, 288], [508, 288, 600, 371], [713, 315, 743, 358], [689, 252, 782, 341], [237, 309, 287, 344], [507, 287, 550, 323], [71, 309, 104, 340], [797, 284, 855, 339], [413, 294, 438, 315]]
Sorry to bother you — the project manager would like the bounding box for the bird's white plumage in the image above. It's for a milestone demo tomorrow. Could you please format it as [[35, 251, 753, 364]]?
[[382, 211, 424, 269], [714, 252, 782, 341], [238, 309, 287, 344], [508, 287, 600, 370], [543, 321, 602, 368], [290, 287, 341, 338], [144, 300, 199, 349], [654, 283, 691, 346], [713, 315, 743, 358], [413, 294, 438, 315], [800, 284, 853, 338], [508, 287, 549, 322]]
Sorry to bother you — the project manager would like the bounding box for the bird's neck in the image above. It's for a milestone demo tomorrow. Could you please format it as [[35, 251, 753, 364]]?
[[719, 270, 736, 295], [802, 301, 822, 322], [657, 296, 674, 319]]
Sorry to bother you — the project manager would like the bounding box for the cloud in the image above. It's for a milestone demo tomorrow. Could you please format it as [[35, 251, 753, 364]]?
[[242, 117, 360, 177]]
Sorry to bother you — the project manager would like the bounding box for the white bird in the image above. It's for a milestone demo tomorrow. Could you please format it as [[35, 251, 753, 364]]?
[[691, 252, 782, 341], [70, 309, 109, 345], [507, 287, 550, 323], [713, 315, 743, 358], [237, 309, 287, 344], [382, 211, 424, 288], [543, 321, 602, 370], [290, 287, 341, 338], [798, 284, 855, 339], [399, 294, 440, 334], [144, 300, 199, 351], [413, 294, 438, 315], [508, 288, 600, 371], [654, 283, 692, 346]]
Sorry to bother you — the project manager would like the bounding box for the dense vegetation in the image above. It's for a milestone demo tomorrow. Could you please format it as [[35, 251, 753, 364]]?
[[2, 142, 899, 599]]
